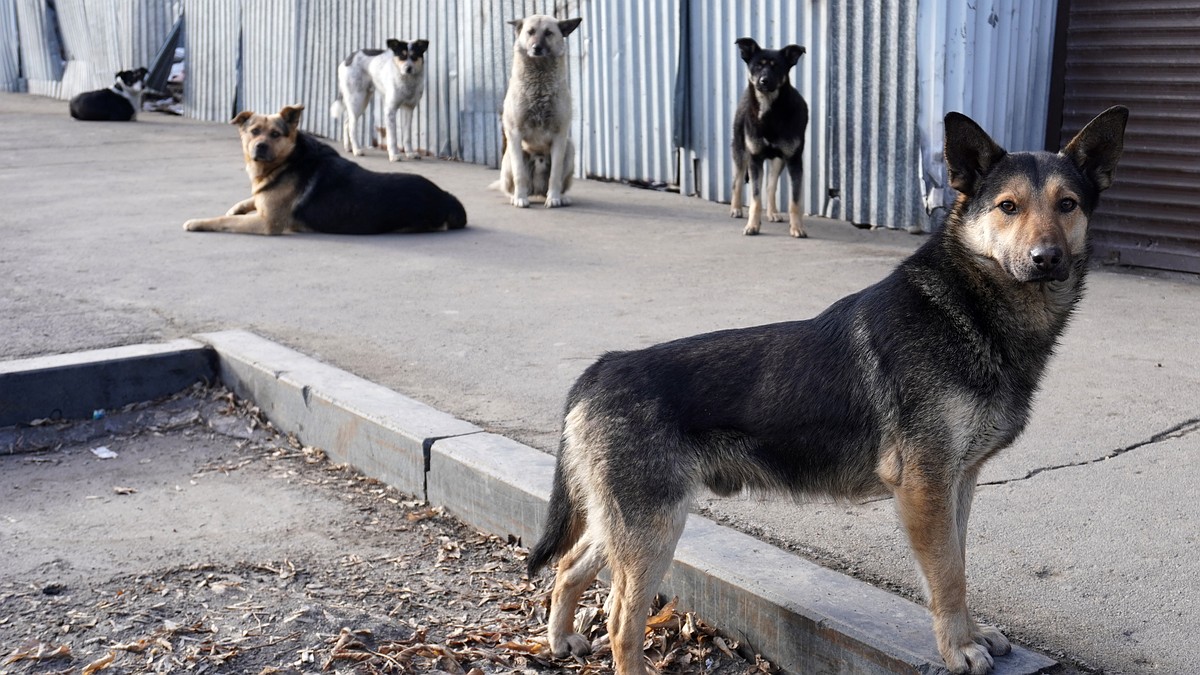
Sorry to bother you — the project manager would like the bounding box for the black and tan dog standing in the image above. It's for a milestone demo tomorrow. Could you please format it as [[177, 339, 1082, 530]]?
[[183, 105, 466, 236], [528, 106, 1129, 674], [730, 38, 809, 237]]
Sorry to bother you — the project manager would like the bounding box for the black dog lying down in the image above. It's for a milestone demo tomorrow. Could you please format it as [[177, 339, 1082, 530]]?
[[184, 105, 467, 236], [69, 68, 148, 122]]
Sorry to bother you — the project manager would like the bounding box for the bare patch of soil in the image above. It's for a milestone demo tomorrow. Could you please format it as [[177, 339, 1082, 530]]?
[[0, 387, 774, 674]]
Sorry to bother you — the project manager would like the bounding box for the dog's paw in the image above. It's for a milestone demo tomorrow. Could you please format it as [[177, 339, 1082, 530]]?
[[767, 210, 785, 222], [545, 195, 571, 208], [742, 223, 760, 236], [511, 196, 530, 208], [183, 220, 199, 231], [973, 624, 1010, 656], [942, 640, 995, 675], [406, 152, 421, 160], [789, 226, 808, 238], [352, 149, 365, 157], [388, 154, 402, 162], [730, 207, 744, 218], [550, 632, 592, 658]]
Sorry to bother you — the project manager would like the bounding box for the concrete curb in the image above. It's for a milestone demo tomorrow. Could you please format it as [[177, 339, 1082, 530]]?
[[1, 332, 1057, 675], [0, 338, 215, 427]]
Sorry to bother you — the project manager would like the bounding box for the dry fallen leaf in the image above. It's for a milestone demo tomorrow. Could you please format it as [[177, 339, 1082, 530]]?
[[82, 650, 116, 674]]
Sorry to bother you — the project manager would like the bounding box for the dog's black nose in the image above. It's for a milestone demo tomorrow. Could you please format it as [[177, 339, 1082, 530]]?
[[253, 143, 270, 160], [531, 45, 546, 56], [1030, 245, 1065, 278]]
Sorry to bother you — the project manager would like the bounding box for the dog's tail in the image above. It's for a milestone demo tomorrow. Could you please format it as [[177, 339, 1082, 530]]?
[[329, 97, 343, 120], [528, 383, 599, 576], [527, 458, 580, 576]]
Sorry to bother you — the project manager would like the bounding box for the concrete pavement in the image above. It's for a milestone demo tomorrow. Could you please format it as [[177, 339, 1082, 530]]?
[[2, 92, 1197, 673]]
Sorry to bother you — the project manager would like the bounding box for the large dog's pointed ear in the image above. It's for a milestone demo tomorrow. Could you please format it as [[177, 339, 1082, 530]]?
[[943, 111, 1007, 196], [508, 18, 523, 35], [736, 37, 761, 64], [1062, 105, 1129, 192], [279, 104, 305, 131], [386, 38, 405, 54], [410, 39, 429, 56], [230, 110, 254, 126], [782, 44, 806, 68], [558, 18, 582, 37]]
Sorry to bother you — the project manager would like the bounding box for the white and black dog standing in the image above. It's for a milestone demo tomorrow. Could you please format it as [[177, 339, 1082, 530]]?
[[730, 38, 809, 238], [332, 39, 428, 161], [496, 15, 582, 208], [69, 68, 148, 121]]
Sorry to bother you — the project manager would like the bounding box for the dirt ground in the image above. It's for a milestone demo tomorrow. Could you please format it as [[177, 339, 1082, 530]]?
[[0, 387, 772, 674]]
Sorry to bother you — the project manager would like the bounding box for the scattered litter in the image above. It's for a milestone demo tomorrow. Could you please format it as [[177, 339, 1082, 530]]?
[[113, 486, 138, 495], [93, 409, 106, 420], [90, 445, 118, 459]]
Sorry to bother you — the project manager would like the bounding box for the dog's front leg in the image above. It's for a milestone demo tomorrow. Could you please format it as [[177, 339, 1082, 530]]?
[[895, 470, 1004, 674], [399, 105, 419, 159], [183, 214, 279, 235], [225, 197, 257, 216], [764, 158, 785, 222], [744, 159, 764, 235], [506, 129, 531, 207], [545, 134, 572, 208], [786, 154, 807, 238], [384, 104, 402, 162]]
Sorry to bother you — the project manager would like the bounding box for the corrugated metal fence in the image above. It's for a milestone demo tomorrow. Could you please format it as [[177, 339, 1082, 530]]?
[[11, 0, 178, 100], [9, 0, 1059, 232], [0, 0, 19, 92]]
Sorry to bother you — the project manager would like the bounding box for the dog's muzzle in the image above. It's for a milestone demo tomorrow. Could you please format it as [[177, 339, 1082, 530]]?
[[252, 143, 271, 161], [529, 45, 548, 57], [1028, 245, 1070, 282]]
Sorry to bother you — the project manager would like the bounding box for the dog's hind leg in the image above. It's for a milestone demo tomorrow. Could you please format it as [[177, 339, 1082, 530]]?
[[787, 153, 807, 238], [342, 92, 370, 157], [894, 467, 998, 674], [743, 159, 765, 235], [765, 158, 785, 222], [545, 134, 573, 208], [546, 534, 605, 658], [607, 501, 688, 675]]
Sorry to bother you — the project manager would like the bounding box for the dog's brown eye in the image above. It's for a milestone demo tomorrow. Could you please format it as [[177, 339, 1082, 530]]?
[[270, 131, 281, 139], [998, 200, 1017, 214], [1059, 198, 1077, 213]]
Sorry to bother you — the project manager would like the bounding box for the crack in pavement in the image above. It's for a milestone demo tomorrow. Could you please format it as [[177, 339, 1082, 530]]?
[[980, 416, 1200, 487]]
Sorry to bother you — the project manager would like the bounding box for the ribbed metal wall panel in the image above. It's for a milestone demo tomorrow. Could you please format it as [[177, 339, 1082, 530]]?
[[14, 0, 62, 98], [41, 0, 178, 100], [0, 0, 21, 92], [916, 0, 1058, 228], [681, 1, 828, 217], [240, 0, 299, 116], [826, 0, 920, 230], [1060, 0, 1200, 273], [578, 0, 679, 185], [295, 0, 376, 144], [183, 0, 241, 121]]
